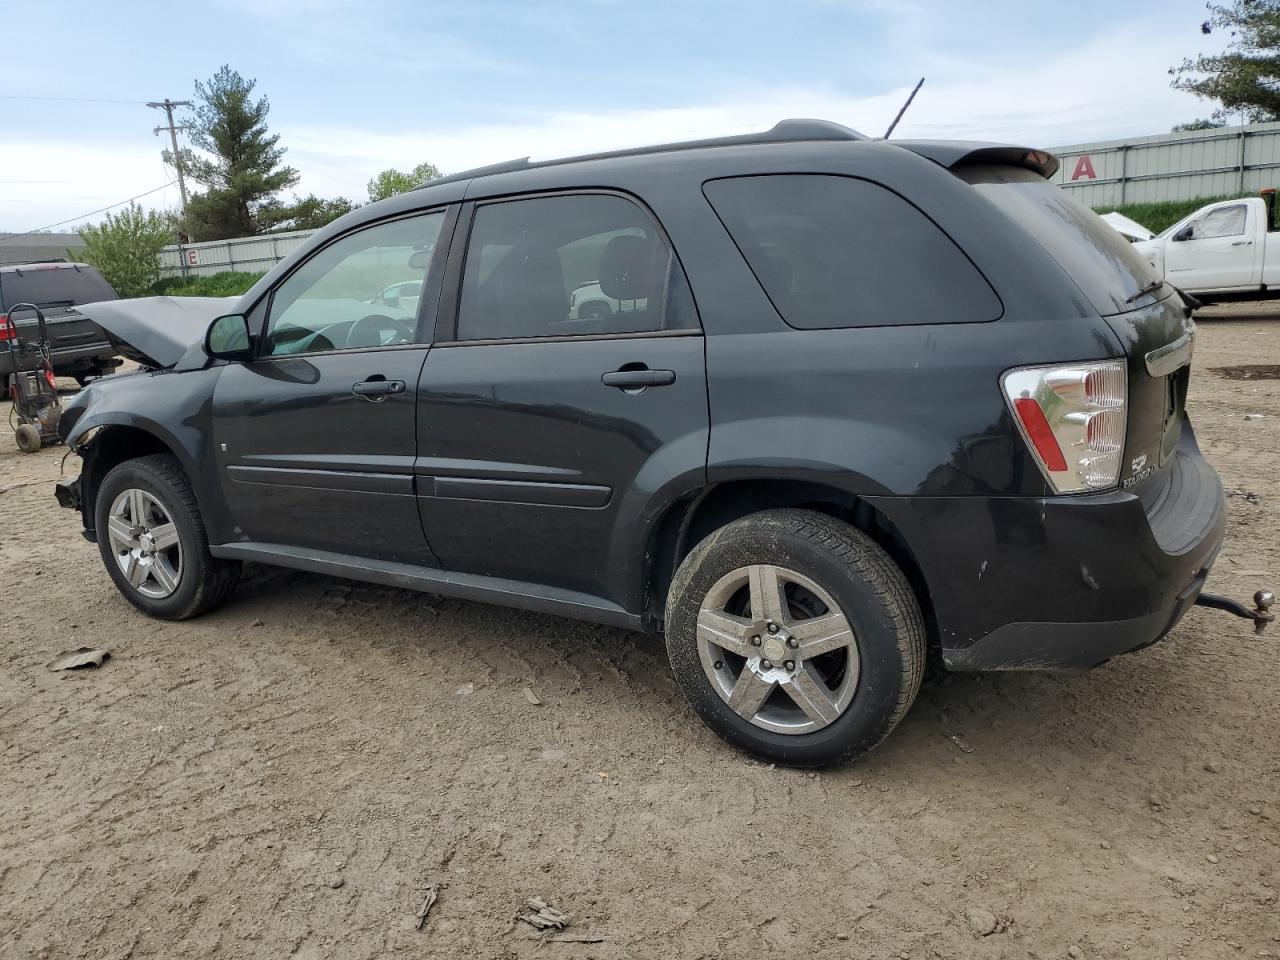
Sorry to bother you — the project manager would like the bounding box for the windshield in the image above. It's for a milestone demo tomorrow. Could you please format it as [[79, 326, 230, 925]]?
[[959, 165, 1165, 316], [0, 265, 116, 311]]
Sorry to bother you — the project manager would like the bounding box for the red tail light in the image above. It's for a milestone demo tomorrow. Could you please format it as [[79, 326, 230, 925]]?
[[1002, 360, 1128, 493], [1012, 397, 1068, 472], [0, 315, 13, 342]]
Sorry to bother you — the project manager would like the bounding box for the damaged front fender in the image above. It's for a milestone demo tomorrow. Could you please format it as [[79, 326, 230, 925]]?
[[53, 365, 234, 544]]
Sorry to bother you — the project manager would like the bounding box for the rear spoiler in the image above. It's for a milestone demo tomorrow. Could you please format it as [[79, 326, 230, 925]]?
[[889, 140, 1060, 179]]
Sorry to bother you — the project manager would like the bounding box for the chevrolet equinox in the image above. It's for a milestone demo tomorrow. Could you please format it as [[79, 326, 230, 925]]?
[[56, 120, 1222, 766]]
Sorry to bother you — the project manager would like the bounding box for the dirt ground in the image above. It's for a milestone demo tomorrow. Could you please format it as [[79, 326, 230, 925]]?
[[2, 311, 1278, 960]]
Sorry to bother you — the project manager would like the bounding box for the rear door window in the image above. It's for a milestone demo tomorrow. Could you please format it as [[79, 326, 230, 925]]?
[[703, 174, 1001, 329], [454, 193, 697, 341]]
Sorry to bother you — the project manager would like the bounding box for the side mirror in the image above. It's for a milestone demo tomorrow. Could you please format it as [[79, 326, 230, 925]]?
[[1173, 224, 1194, 242], [408, 249, 431, 270], [205, 313, 253, 361]]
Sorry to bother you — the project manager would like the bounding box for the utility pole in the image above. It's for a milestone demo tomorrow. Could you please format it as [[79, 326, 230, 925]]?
[[147, 98, 193, 240]]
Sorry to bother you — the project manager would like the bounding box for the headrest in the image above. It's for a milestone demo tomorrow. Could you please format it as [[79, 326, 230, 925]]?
[[599, 234, 663, 301]]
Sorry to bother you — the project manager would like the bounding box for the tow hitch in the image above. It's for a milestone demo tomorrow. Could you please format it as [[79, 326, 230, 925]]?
[[1195, 590, 1275, 634]]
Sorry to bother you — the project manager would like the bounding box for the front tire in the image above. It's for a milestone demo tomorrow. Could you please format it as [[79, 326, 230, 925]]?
[[664, 509, 926, 767], [94, 453, 240, 620]]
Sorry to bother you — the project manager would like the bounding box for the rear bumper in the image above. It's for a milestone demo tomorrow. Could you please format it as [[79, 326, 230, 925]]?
[[868, 420, 1225, 671]]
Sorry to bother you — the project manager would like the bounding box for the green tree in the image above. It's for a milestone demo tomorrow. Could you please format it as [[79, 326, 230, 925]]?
[[1171, 118, 1229, 131], [259, 194, 358, 232], [367, 162, 442, 202], [1171, 1, 1280, 124], [78, 203, 175, 298], [172, 65, 300, 240]]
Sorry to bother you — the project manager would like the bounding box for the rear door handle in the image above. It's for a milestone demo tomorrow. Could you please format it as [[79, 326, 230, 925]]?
[[352, 378, 405, 400], [601, 368, 676, 389]]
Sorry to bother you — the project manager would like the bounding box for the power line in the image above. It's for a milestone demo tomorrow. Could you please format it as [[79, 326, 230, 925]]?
[[0, 181, 177, 242]]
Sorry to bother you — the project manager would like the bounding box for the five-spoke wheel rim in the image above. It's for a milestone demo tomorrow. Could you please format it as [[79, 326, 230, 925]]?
[[697, 564, 859, 735], [106, 488, 183, 599]]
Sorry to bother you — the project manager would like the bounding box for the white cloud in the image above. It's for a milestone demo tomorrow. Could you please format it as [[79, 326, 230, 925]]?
[[284, 22, 1212, 189], [0, 140, 181, 234], [0, 18, 1219, 230]]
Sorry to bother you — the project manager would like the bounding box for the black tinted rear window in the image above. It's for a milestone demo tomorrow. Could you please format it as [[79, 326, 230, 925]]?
[[959, 165, 1163, 316], [703, 174, 1002, 329], [0, 265, 116, 311]]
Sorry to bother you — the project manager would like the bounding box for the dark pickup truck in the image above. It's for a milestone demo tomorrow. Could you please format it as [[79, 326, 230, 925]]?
[[0, 262, 123, 383]]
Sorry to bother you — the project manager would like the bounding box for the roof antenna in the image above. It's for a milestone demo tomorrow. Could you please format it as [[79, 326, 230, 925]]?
[[881, 77, 925, 140]]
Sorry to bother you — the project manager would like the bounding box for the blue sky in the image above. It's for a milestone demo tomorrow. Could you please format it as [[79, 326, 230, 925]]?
[[1, 0, 1230, 230]]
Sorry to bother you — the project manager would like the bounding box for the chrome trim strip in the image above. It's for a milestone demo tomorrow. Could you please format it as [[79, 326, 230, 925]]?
[[1145, 327, 1195, 378]]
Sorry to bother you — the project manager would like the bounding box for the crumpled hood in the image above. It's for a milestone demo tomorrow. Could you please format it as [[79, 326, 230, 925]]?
[[79, 296, 237, 368], [1100, 211, 1154, 242]]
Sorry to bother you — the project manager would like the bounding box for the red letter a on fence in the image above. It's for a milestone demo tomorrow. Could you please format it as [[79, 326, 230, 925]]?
[[1070, 155, 1097, 181]]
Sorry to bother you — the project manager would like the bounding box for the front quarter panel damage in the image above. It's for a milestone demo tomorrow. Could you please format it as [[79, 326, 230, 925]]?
[[58, 367, 232, 544]]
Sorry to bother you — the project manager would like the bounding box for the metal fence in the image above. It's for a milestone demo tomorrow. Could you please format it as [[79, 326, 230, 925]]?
[[1050, 121, 1280, 207], [158, 229, 315, 278]]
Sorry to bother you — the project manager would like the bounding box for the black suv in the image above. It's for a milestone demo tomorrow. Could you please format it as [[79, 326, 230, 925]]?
[[55, 120, 1221, 766], [0, 261, 122, 383]]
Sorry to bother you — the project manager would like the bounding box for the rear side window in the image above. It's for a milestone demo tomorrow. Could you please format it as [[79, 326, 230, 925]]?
[[0, 265, 116, 311], [703, 174, 1001, 329], [959, 164, 1163, 316], [455, 193, 697, 342]]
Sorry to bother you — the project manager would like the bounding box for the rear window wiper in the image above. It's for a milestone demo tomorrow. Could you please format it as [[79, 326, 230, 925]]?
[[1124, 279, 1166, 305]]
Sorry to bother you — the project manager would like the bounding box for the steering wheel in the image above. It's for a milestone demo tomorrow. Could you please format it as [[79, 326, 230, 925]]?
[[347, 313, 415, 349]]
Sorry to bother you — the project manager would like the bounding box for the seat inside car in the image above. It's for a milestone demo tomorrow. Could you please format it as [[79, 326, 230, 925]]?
[[471, 243, 569, 339], [598, 233, 666, 331]]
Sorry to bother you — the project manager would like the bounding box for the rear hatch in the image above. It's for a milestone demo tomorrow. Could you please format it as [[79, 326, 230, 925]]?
[[0, 263, 117, 352], [957, 164, 1193, 491]]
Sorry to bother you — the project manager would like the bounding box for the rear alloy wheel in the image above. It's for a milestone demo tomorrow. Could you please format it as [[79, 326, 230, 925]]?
[[95, 453, 240, 620], [665, 509, 926, 767], [696, 564, 859, 734]]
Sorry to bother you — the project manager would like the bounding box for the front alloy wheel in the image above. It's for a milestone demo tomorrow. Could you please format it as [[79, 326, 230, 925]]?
[[94, 453, 240, 620], [105, 488, 183, 598]]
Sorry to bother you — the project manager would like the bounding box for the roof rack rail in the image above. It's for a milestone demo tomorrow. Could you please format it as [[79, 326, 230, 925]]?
[[0, 257, 70, 267], [417, 118, 868, 191]]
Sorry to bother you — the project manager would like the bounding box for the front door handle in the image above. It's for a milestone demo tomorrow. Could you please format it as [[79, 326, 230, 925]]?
[[602, 368, 676, 390], [352, 378, 405, 401], [1231, 240, 1253, 246]]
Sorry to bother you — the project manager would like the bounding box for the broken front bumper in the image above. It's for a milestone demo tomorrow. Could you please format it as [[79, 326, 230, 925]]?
[[55, 475, 81, 512]]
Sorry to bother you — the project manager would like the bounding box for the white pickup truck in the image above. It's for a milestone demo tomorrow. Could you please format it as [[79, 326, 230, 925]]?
[[1135, 195, 1279, 302]]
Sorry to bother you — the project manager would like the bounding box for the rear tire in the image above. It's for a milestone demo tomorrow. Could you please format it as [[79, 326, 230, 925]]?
[[15, 423, 41, 452], [664, 508, 926, 767], [94, 453, 240, 620]]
